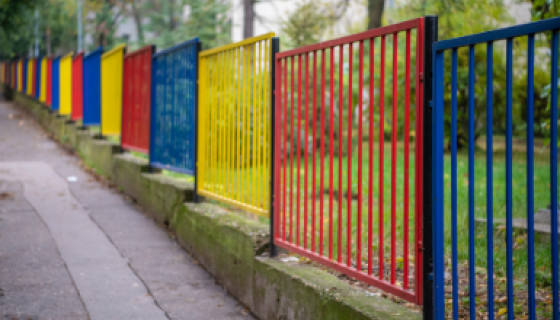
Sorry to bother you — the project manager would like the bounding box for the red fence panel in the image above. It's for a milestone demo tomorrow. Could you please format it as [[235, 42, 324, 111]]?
[[46, 58, 52, 107], [72, 53, 84, 120], [273, 18, 425, 304], [121, 45, 154, 153]]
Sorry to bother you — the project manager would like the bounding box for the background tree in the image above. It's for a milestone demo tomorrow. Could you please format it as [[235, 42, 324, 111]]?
[[140, 0, 231, 50], [0, 0, 41, 58], [244, 0, 254, 39], [367, 0, 385, 30]]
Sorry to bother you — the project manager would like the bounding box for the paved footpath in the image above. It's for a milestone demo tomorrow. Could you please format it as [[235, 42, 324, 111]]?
[[0, 99, 255, 320]]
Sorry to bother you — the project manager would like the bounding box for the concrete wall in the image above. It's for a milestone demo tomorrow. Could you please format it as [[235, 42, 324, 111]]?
[[9, 87, 421, 320]]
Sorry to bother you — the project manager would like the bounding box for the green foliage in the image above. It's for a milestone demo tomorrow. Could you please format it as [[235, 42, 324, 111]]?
[[0, 0, 40, 58], [280, 0, 331, 49], [531, 0, 559, 21], [140, 0, 231, 50], [85, 0, 130, 51], [0, 0, 78, 58], [391, 0, 551, 148], [40, 0, 78, 54], [530, 0, 560, 147]]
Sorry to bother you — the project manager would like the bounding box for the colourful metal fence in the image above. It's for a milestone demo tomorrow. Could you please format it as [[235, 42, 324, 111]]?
[[101, 44, 126, 136], [273, 18, 426, 304], [46, 58, 52, 107], [59, 53, 73, 116], [40, 57, 47, 103], [83, 47, 103, 125], [18, 60, 23, 92], [35, 57, 41, 100], [198, 34, 276, 217], [150, 39, 199, 174], [27, 59, 34, 96], [122, 45, 154, 153], [51, 57, 60, 111], [22, 59, 26, 93], [17, 60, 22, 91], [72, 53, 83, 120], [433, 17, 560, 320]]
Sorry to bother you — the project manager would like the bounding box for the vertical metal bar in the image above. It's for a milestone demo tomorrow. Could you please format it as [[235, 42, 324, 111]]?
[[320, 48, 326, 256], [368, 37, 375, 276], [270, 37, 280, 257], [357, 40, 364, 272], [297, 54, 302, 246], [505, 37, 514, 319], [252, 44, 257, 207], [391, 32, 398, 285], [468, 44, 476, 320], [194, 42, 201, 203], [486, 40, 494, 320], [225, 49, 231, 199], [404, 29, 410, 290], [347, 43, 353, 268], [451, 47, 459, 320], [550, 29, 559, 320], [379, 35, 385, 280], [283, 57, 288, 241], [338, 44, 344, 264], [312, 51, 317, 253], [304, 53, 309, 250], [433, 48, 445, 320], [329, 47, 334, 260], [527, 33, 536, 320], [290, 56, 295, 243]]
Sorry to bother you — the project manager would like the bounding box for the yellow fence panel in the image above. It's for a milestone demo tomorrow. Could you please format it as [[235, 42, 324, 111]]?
[[17, 60, 22, 91], [198, 33, 275, 218], [101, 44, 125, 136], [26, 59, 33, 95], [59, 53, 73, 115], [40, 58, 47, 102]]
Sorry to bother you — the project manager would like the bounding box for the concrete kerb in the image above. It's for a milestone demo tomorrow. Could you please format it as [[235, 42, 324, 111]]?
[[11, 91, 422, 320]]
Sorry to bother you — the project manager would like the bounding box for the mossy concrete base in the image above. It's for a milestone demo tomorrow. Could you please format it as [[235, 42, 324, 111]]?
[[12, 91, 422, 320]]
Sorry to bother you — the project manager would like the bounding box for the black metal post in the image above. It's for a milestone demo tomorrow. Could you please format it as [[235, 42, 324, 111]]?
[[423, 15, 438, 320], [269, 37, 280, 258], [193, 41, 202, 203]]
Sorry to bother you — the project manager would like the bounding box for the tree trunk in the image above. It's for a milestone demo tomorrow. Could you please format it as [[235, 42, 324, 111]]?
[[367, 0, 385, 30], [169, 0, 175, 31], [131, 0, 144, 44], [243, 0, 254, 39]]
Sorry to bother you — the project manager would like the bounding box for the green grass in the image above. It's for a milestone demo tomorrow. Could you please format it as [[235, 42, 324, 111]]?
[[278, 137, 555, 313]]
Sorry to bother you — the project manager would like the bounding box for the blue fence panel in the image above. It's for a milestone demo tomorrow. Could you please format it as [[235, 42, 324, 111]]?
[[51, 57, 60, 112], [35, 56, 41, 99], [83, 47, 103, 126], [149, 38, 199, 175], [432, 17, 560, 320]]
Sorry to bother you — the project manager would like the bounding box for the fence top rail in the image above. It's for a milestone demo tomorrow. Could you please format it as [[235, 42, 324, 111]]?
[[84, 47, 104, 61], [125, 44, 155, 60], [200, 33, 275, 57], [73, 52, 84, 60], [101, 44, 126, 60], [277, 18, 423, 59], [434, 16, 560, 51], [153, 38, 198, 59]]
